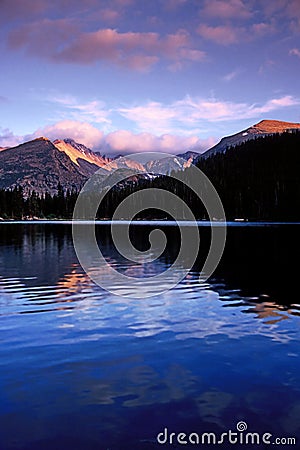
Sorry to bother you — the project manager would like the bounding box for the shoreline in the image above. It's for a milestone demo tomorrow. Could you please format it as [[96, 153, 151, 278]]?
[[1, 219, 300, 226]]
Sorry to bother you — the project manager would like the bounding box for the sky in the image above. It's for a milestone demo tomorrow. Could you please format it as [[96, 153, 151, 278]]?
[[0, 0, 300, 154]]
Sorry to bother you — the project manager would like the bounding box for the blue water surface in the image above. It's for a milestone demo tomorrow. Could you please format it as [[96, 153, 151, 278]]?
[[0, 223, 299, 449]]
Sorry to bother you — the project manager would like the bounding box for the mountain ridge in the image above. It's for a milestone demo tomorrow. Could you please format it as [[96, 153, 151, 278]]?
[[0, 138, 89, 195], [201, 119, 300, 159]]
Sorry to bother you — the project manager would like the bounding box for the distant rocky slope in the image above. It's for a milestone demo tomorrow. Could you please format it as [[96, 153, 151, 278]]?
[[201, 120, 300, 159], [0, 137, 89, 195]]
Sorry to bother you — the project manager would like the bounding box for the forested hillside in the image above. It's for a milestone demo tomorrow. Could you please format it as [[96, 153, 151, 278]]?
[[198, 130, 300, 220]]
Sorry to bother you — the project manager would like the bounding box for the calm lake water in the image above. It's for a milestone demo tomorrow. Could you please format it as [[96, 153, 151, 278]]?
[[0, 223, 299, 449]]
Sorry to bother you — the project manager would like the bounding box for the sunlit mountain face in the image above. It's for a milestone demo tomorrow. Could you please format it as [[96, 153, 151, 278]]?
[[53, 138, 112, 169]]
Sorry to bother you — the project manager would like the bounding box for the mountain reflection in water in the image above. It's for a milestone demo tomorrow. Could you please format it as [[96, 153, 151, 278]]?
[[0, 223, 299, 450]]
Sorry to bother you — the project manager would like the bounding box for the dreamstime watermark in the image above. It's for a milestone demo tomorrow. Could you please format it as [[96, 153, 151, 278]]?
[[157, 421, 297, 446], [72, 152, 226, 298]]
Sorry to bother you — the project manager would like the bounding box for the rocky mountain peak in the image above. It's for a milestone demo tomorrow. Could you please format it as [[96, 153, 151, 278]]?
[[33, 136, 51, 142], [202, 119, 300, 159], [251, 119, 300, 134]]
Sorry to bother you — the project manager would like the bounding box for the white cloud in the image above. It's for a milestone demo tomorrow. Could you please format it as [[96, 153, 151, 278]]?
[[28, 120, 104, 149], [102, 130, 213, 154], [1, 120, 213, 154], [222, 69, 240, 82], [2, 93, 299, 153], [117, 95, 300, 134], [49, 95, 111, 128], [249, 95, 299, 114], [45, 92, 299, 138], [0, 127, 23, 147], [118, 101, 178, 134]]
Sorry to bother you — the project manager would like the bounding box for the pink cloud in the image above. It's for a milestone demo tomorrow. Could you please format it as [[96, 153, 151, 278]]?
[[288, 0, 300, 15], [103, 130, 210, 154], [56, 29, 185, 64], [180, 48, 205, 61], [201, 0, 252, 19], [125, 55, 160, 72], [5, 120, 212, 154], [118, 101, 178, 133], [9, 23, 205, 70], [197, 24, 241, 45], [98, 8, 121, 23], [264, 0, 300, 18], [55, 28, 161, 68], [262, 0, 286, 15], [9, 18, 79, 56], [163, 0, 188, 10], [289, 48, 300, 58], [197, 21, 274, 45], [261, 0, 300, 32], [0, 127, 23, 148], [251, 22, 275, 37], [0, 0, 99, 22], [147, 16, 162, 26], [254, 96, 299, 112], [113, 0, 135, 5], [0, 0, 47, 21], [287, 1, 300, 31], [118, 95, 300, 131], [49, 95, 111, 127]]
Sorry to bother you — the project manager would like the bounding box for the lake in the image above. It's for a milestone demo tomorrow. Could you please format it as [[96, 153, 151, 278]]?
[[0, 223, 299, 449]]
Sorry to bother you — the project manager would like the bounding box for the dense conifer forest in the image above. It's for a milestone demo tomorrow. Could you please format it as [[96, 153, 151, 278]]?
[[0, 130, 299, 221], [198, 130, 300, 221]]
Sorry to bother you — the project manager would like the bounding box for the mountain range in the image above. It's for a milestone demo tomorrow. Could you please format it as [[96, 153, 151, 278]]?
[[0, 119, 299, 195]]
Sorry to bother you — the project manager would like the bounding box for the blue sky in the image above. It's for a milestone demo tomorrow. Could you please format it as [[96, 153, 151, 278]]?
[[0, 0, 300, 154]]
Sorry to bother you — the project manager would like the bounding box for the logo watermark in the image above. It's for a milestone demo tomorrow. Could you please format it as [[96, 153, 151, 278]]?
[[72, 152, 226, 298], [157, 421, 297, 446]]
